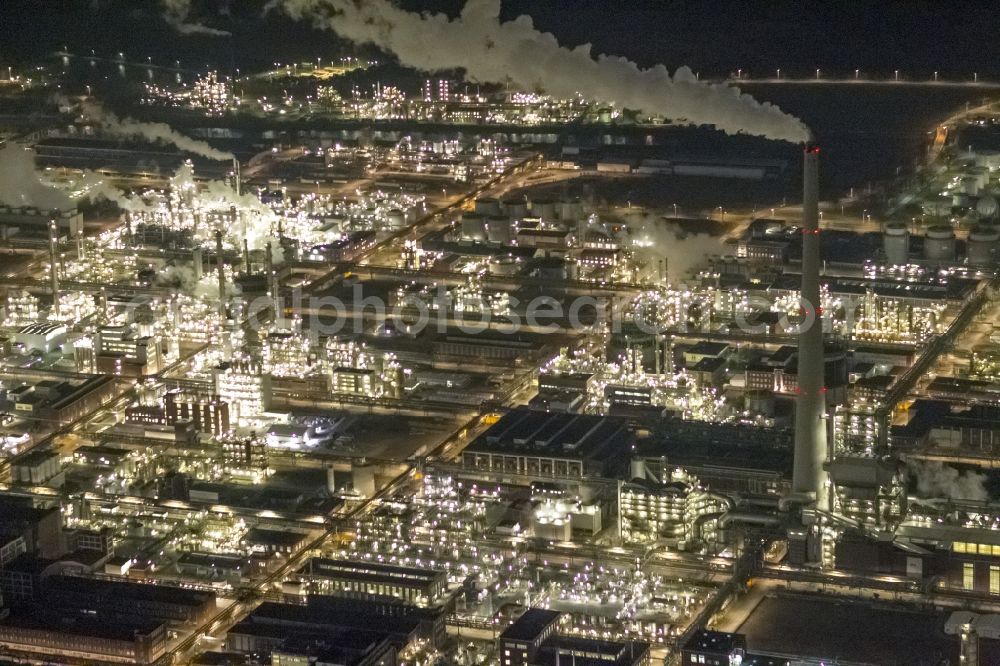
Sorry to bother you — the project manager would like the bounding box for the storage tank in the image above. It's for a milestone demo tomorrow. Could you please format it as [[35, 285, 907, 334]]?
[[961, 176, 980, 196], [970, 166, 990, 189], [967, 224, 1000, 266], [564, 258, 579, 281], [486, 216, 512, 244], [975, 149, 1000, 169], [745, 389, 776, 417], [924, 225, 956, 262], [474, 197, 502, 216], [977, 195, 999, 219], [530, 198, 557, 220], [488, 256, 521, 276], [953, 193, 971, 209], [558, 198, 582, 221], [533, 257, 568, 281], [502, 198, 529, 220], [882, 221, 910, 266], [386, 208, 406, 229], [460, 213, 488, 242]]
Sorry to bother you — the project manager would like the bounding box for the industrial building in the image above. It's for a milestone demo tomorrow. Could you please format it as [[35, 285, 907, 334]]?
[[499, 609, 650, 666], [462, 409, 632, 480], [297, 557, 448, 606]]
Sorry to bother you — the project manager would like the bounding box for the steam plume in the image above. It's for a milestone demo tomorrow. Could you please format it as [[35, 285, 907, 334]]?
[[632, 214, 728, 282], [0, 144, 73, 210], [908, 460, 988, 502], [78, 99, 233, 161], [267, 0, 809, 142], [161, 0, 231, 36]]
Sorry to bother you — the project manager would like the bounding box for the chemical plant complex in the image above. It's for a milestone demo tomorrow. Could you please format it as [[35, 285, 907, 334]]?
[[2, 13, 1000, 666]]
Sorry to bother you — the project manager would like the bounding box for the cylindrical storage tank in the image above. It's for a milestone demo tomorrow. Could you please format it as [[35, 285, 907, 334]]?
[[745, 389, 776, 417], [961, 176, 980, 196], [970, 167, 990, 189], [534, 258, 567, 281], [460, 213, 487, 242], [967, 225, 1000, 266], [977, 195, 999, 219], [975, 149, 1000, 170], [474, 197, 502, 216], [953, 193, 971, 209], [882, 221, 910, 266], [488, 256, 521, 276], [564, 258, 579, 281], [503, 198, 529, 220], [559, 198, 582, 221], [486, 216, 512, 244], [386, 208, 406, 229], [530, 198, 557, 220], [924, 225, 956, 262]]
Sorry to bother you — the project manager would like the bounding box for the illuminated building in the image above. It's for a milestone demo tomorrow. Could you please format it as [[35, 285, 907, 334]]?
[[297, 557, 447, 606], [165, 390, 231, 436], [219, 433, 269, 481], [619, 472, 729, 546], [215, 361, 271, 424], [0, 612, 167, 665]]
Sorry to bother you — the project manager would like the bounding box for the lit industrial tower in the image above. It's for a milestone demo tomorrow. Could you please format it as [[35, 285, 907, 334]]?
[[792, 144, 830, 511], [216, 230, 226, 320], [48, 220, 60, 317]]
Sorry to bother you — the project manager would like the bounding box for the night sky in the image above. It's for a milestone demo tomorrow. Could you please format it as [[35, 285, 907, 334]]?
[[2, 0, 998, 80]]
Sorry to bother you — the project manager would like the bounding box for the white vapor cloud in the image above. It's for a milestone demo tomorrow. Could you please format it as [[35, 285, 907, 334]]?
[[632, 214, 729, 283], [161, 0, 232, 36], [78, 99, 234, 161], [267, 0, 810, 142], [908, 460, 989, 502], [0, 144, 73, 210]]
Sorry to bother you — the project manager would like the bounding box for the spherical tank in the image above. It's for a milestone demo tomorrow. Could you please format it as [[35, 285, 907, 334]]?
[[977, 195, 999, 219]]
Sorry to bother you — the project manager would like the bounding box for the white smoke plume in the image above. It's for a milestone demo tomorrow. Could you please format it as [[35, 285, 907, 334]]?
[[78, 99, 234, 161], [62, 170, 153, 212], [908, 460, 989, 502], [267, 0, 809, 142], [631, 214, 729, 283], [0, 144, 74, 210], [161, 0, 232, 36]]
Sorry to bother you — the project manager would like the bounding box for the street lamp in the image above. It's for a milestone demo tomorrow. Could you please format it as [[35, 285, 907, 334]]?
[[816, 68, 821, 80], [894, 69, 899, 81], [776, 68, 781, 79], [855, 68, 860, 79]]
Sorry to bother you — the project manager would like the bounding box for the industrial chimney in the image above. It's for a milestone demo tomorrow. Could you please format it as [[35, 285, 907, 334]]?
[[216, 230, 226, 320], [792, 144, 830, 510], [48, 220, 60, 316]]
